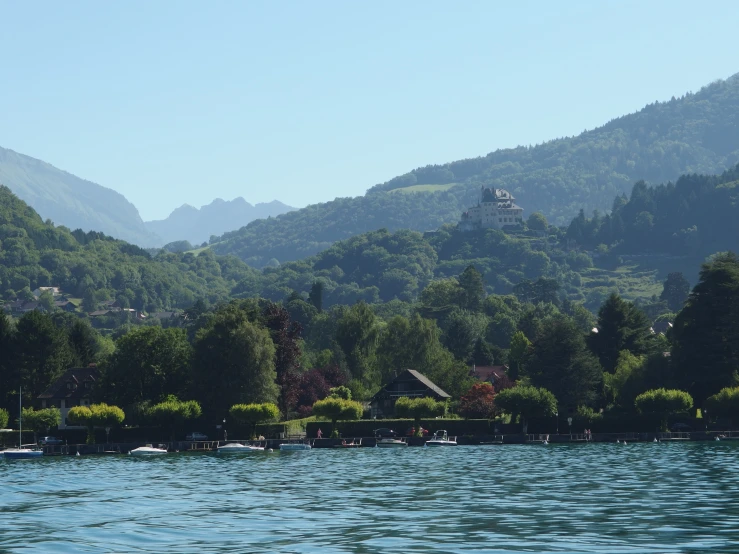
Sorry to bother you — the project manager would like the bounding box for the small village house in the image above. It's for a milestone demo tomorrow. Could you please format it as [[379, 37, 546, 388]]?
[[38, 366, 100, 429], [370, 369, 450, 418], [469, 364, 509, 388]]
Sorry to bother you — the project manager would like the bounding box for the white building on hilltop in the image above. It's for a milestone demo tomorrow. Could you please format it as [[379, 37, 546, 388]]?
[[459, 187, 523, 231]]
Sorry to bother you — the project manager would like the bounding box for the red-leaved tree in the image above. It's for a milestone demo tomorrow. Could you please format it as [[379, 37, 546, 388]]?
[[459, 382, 497, 419]]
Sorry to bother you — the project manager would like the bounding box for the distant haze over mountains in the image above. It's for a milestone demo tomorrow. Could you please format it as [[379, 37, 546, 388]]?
[[0, 146, 158, 246], [144, 198, 295, 246], [0, 146, 293, 247]]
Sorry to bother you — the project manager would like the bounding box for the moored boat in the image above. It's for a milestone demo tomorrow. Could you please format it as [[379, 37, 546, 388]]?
[[375, 437, 408, 448], [217, 442, 265, 453], [129, 445, 168, 456], [425, 430, 457, 447], [3, 387, 43, 460], [279, 442, 312, 451]]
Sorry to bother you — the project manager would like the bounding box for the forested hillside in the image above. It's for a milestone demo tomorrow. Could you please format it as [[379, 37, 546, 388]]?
[[0, 186, 259, 313], [211, 74, 739, 267], [0, 146, 159, 246], [567, 163, 739, 258]]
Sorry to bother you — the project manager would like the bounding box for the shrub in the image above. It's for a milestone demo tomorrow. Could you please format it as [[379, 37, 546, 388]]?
[[635, 388, 693, 431], [229, 403, 280, 439]]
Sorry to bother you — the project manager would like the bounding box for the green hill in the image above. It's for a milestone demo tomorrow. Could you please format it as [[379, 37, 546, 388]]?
[[211, 74, 739, 267], [0, 146, 160, 246], [0, 185, 258, 313]]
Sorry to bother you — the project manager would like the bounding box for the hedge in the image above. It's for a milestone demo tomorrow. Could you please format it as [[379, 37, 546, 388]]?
[[306, 418, 492, 438]]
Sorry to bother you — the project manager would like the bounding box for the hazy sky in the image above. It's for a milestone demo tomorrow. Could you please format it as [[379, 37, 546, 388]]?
[[1, 1, 737, 220]]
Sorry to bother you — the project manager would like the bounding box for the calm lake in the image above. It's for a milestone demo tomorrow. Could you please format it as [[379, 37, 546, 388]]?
[[1, 442, 738, 553]]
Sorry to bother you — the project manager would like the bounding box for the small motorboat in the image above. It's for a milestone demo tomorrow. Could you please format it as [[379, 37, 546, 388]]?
[[375, 437, 408, 448], [129, 445, 168, 456], [333, 439, 361, 449], [425, 430, 458, 447], [279, 443, 312, 451], [217, 442, 265, 453]]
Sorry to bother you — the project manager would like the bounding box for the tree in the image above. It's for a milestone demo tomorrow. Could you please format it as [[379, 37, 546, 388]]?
[[507, 331, 531, 381], [704, 387, 739, 423], [0, 408, 8, 429], [442, 310, 489, 362], [660, 272, 690, 312], [311, 397, 363, 437], [527, 212, 548, 231], [459, 383, 496, 419], [229, 403, 280, 439], [634, 388, 693, 431], [328, 386, 352, 400], [68, 403, 125, 443], [603, 351, 644, 407], [262, 304, 303, 418], [672, 253, 739, 405], [98, 327, 192, 408], [335, 302, 380, 388], [0, 313, 16, 411], [192, 308, 278, 419], [495, 386, 557, 433], [458, 265, 485, 311], [147, 397, 202, 441], [67, 319, 99, 367], [394, 396, 447, 436], [587, 293, 651, 373], [13, 311, 75, 405], [82, 287, 97, 313], [21, 407, 61, 443], [38, 290, 55, 312], [525, 318, 602, 410], [309, 281, 324, 312]]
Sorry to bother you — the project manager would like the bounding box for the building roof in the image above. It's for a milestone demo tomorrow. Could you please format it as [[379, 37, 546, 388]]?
[[469, 365, 508, 382], [88, 310, 112, 317], [38, 366, 100, 400], [371, 369, 451, 401]]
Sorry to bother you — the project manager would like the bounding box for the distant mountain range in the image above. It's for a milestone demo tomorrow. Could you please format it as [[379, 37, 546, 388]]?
[[0, 146, 293, 247], [210, 73, 739, 267], [0, 146, 158, 246], [144, 198, 295, 246]]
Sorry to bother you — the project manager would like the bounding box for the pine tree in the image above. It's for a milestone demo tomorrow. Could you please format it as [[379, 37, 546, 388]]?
[[672, 253, 739, 406], [660, 272, 690, 312], [588, 293, 652, 373]]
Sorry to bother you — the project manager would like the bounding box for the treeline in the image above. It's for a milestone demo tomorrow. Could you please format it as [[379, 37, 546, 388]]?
[[567, 163, 739, 256], [2, 252, 739, 431]]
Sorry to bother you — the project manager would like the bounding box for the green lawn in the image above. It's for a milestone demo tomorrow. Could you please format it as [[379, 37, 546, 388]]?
[[389, 183, 459, 194], [185, 246, 210, 255]]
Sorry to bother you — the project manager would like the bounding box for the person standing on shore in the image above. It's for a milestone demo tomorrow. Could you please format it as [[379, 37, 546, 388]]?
[[317, 428, 323, 439]]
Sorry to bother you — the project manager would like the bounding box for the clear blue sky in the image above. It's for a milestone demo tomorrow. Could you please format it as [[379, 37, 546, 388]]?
[[1, 1, 737, 221]]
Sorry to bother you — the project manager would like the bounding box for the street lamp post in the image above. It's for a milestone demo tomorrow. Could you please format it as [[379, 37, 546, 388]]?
[[555, 412, 559, 435], [567, 417, 573, 438], [223, 418, 227, 441]]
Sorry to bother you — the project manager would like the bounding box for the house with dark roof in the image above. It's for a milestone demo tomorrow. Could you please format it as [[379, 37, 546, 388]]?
[[38, 366, 100, 429], [370, 369, 450, 418], [54, 300, 77, 313], [469, 365, 509, 387]]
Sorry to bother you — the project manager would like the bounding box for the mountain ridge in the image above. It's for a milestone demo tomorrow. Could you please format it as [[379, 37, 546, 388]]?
[[144, 197, 295, 246], [0, 146, 159, 246], [210, 73, 739, 267]]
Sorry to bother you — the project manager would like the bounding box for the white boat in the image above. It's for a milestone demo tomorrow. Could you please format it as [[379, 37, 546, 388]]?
[[279, 443, 312, 451], [217, 442, 265, 453], [375, 437, 408, 448], [425, 430, 458, 447], [129, 445, 168, 456], [3, 387, 43, 460]]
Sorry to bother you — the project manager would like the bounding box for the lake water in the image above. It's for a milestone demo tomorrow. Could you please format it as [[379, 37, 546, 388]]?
[[2, 442, 739, 553]]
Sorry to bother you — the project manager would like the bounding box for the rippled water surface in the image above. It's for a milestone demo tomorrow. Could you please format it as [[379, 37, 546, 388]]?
[[2, 442, 739, 553]]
